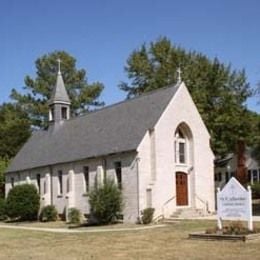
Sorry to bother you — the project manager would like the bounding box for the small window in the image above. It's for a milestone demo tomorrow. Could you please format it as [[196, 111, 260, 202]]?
[[43, 180, 47, 194], [67, 176, 70, 193], [247, 170, 251, 182], [174, 129, 186, 164], [61, 107, 67, 120], [36, 174, 41, 194], [58, 171, 63, 194], [83, 166, 89, 193], [253, 170, 258, 183], [11, 177, 14, 188], [114, 162, 122, 189], [179, 142, 185, 163], [225, 172, 229, 183]]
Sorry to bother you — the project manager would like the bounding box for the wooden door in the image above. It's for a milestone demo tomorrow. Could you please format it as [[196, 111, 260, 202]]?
[[176, 172, 188, 206]]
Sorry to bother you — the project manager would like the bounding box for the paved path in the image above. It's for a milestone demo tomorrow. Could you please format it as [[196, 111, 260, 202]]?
[[183, 215, 260, 221], [0, 224, 166, 234]]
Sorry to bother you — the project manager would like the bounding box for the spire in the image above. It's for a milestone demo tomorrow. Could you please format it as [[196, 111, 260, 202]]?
[[48, 59, 71, 123], [49, 59, 70, 105], [177, 67, 182, 84]]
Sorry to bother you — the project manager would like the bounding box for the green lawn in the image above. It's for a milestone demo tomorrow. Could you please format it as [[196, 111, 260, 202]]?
[[0, 220, 260, 260]]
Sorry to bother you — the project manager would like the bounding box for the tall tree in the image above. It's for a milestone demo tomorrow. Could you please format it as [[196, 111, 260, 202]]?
[[11, 51, 104, 128], [0, 103, 31, 159], [119, 37, 253, 156], [0, 103, 31, 197]]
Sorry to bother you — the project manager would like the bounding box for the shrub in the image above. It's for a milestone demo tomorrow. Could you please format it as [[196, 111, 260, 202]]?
[[68, 208, 81, 224], [0, 198, 6, 221], [5, 184, 40, 221], [141, 208, 155, 224], [251, 182, 260, 199], [39, 205, 58, 222], [89, 179, 123, 224]]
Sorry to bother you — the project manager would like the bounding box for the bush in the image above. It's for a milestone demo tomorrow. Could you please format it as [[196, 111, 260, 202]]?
[[5, 184, 40, 221], [251, 182, 260, 199], [68, 208, 81, 224], [141, 208, 155, 224], [89, 179, 123, 224], [39, 205, 58, 222], [0, 198, 6, 221]]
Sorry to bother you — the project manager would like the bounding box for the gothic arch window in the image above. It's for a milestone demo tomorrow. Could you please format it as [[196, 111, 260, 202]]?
[[175, 129, 186, 164], [174, 123, 193, 165]]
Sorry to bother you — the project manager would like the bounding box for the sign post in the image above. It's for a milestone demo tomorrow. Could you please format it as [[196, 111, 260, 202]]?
[[217, 177, 253, 231]]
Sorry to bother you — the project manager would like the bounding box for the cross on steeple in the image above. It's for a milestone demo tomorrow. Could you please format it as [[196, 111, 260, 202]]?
[[177, 67, 182, 83], [57, 58, 61, 75]]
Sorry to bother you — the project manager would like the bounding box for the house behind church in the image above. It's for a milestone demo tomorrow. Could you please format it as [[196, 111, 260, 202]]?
[[5, 68, 215, 222]]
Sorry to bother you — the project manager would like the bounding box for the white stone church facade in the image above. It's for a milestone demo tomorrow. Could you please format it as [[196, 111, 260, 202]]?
[[5, 69, 215, 222]]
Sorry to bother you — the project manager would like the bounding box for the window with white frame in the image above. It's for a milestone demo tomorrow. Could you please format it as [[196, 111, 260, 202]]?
[[83, 166, 89, 193], [58, 170, 63, 195], [175, 129, 187, 164]]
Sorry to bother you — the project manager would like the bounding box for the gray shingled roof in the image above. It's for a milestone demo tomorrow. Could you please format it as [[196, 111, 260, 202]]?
[[49, 72, 71, 104], [6, 84, 180, 173]]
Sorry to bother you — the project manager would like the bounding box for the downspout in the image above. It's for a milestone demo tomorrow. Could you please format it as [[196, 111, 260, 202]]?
[[136, 157, 140, 221]]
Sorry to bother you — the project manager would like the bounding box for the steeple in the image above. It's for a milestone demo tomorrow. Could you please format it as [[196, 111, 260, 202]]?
[[48, 59, 71, 123]]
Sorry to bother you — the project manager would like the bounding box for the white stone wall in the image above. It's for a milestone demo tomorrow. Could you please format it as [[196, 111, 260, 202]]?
[[5, 152, 138, 222], [137, 82, 215, 219]]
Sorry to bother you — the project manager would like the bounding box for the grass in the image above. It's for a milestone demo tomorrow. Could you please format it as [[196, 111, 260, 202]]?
[[1, 220, 260, 259]]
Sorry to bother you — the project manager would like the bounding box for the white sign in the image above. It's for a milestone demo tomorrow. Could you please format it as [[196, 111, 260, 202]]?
[[217, 177, 253, 230]]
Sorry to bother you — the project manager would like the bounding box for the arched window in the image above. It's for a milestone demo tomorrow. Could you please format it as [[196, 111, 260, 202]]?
[[174, 128, 187, 164]]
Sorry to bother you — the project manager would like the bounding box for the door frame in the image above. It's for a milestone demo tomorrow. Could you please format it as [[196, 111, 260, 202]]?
[[175, 171, 190, 207]]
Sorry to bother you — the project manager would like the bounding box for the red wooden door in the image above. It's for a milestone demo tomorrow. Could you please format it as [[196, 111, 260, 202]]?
[[176, 172, 188, 206]]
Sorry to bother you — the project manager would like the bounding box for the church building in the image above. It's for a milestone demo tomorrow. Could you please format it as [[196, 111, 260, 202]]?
[[5, 66, 215, 222]]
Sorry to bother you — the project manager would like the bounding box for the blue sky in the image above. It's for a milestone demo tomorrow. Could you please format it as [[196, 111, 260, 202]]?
[[1, 0, 259, 113]]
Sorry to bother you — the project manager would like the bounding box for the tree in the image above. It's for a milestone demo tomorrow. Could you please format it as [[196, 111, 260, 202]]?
[[0, 103, 31, 159], [119, 37, 253, 156], [0, 159, 8, 198], [11, 51, 104, 128], [0, 103, 31, 196]]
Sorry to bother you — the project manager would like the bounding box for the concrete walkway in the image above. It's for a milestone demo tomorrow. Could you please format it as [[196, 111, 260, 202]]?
[[0, 224, 166, 234], [182, 215, 260, 221]]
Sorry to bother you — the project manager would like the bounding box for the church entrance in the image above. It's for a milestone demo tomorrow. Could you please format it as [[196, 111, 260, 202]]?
[[176, 172, 188, 206]]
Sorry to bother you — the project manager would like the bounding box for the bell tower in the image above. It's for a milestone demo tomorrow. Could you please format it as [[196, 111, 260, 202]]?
[[48, 59, 71, 123]]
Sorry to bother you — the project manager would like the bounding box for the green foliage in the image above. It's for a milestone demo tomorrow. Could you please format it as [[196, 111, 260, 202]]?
[[251, 182, 260, 199], [88, 179, 123, 224], [0, 158, 9, 198], [0, 198, 6, 221], [141, 208, 155, 224], [0, 103, 31, 158], [120, 37, 255, 156], [68, 207, 81, 224], [39, 205, 58, 222], [11, 50, 105, 128], [5, 184, 40, 221]]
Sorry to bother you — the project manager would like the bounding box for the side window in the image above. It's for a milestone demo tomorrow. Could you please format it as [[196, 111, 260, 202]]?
[[114, 162, 122, 189], [36, 174, 41, 194], [83, 166, 89, 193], [175, 129, 186, 164], [61, 107, 67, 120], [58, 170, 63, 195], [11, 177, 14, 188]]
